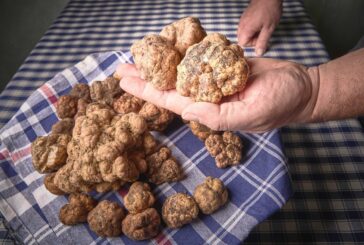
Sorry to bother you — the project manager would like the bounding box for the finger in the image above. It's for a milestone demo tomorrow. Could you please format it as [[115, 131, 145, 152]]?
[[255, 27, 274, 56], [115, 63, 140, 79], [238, 26, 257, 46], [181, 101, 250, 131], [120, 76, 193, 115]]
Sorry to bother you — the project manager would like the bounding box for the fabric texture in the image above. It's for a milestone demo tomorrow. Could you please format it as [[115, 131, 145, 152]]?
[[0, 0, 363, 244]]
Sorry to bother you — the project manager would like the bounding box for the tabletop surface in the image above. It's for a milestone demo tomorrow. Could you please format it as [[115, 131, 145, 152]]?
[[0, 0, 363, 244]]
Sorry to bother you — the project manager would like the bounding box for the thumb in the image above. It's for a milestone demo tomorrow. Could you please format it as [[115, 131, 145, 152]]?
[[182, 101, 250, 131]]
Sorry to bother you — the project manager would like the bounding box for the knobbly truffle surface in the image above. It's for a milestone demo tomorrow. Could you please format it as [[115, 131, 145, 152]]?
[[124, 182, 155, 214], [122, 208, 161, 240], [139, 102, 174, 131], [59, 193, 97, 225], [205, 131, 243, 168], [146, 147, 183, 185], [176, 33, 249, 103], [69, 83, 91, 102], [51, 118, 75, 136], [90, 77, 123, 105], [162, 193, 199, 228], [87, 200, 125, 237], [189, 121, 218, 141], [131, 34, 181, 90], [44, 173, 65, 195], [56, 95, 78, 119], [112, 93, 144, 114], [31, 134, 71, 173], [193, 177, 228, 214], [160, 16, 206, 56]]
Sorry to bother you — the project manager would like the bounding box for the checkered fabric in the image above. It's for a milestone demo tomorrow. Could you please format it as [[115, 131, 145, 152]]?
[[0, 0, 363, 244]]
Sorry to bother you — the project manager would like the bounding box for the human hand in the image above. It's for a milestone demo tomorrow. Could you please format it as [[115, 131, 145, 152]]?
[[237, 0, 282, 56], [115, 59, 318, 133]]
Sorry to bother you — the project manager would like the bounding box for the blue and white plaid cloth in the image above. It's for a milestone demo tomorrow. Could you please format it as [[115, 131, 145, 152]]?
[[0, 51, 292, 244], [1, 0, 364, 244]]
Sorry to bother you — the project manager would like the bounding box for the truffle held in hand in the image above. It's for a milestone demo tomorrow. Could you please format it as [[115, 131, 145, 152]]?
[[87, 200, 126, 237], [122, 208, 161, 240], [162, 193, 199, 228], [193, 177, 228, 214], [205, 131, 243, 168], [59, 193, 97, 225], [131, 34, 181, 90], [124, 182, 155, 214], [146, 147, 183, 185], [31, 134, 71, 173], [176, 33, 249, 103], [160, 16, 207, 56]]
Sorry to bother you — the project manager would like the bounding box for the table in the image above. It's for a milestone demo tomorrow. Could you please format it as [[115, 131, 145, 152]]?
[[0, 0, 363, 244]]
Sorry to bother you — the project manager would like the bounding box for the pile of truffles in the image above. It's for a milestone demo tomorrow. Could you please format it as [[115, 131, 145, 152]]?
[[31, 16, 245, 241]]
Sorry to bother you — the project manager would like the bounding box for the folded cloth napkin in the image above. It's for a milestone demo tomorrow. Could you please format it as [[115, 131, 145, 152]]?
[[0, 51, 292, 245]]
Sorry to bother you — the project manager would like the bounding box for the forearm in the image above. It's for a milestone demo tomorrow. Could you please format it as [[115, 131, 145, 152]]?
[[308, 48, 364, 122]]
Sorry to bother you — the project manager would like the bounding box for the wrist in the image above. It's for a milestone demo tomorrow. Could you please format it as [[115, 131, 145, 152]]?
[[305, 66, 321, 123]]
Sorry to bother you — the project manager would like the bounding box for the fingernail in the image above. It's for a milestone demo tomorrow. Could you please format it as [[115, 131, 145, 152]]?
[[255, 48, 265, 56], [182, 112, 199, 122]]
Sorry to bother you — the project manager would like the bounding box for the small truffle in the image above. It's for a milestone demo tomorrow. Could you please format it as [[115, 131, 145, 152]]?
[[112, 93, 144, 114], [146, 147, 183, 185], [31, 134, 71, 173], [124, 182, 155, 214], [131, 34, 181, 90], [205, 132, 243, 168], [193, 177, 228, 214], [122, 208, 161, 241], [162, 193, 199, 228], [56, 95, 78, 119], [160, 16, 207, 56], [87, 200, 126, 237], [59, 193, 97, 225], [139, 102, 174, 131], [189, 121, 218, 141], [176, 33, 249, 103], [90, 76, 123, 105], [69, 83, 91, 102], [44, 173, 65, 195], [51, 118, 74, 135]]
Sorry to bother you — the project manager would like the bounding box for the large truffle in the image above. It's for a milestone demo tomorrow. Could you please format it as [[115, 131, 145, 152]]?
[[176, 33, 249, 103], [193, 177, 228, 214], [122, 208, 161, 241], [146, 147, 183, 185], [131, 34, 181, 90], [124, 182, 155, 214], [139, 102, 174, 131], [31, 134, 71, 173], [160, 16, 206, 56], [205, 131, 243, 168], [87, 200, 126, 237], [162, 193, 199, 228], [59, 193, 97, 225]]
